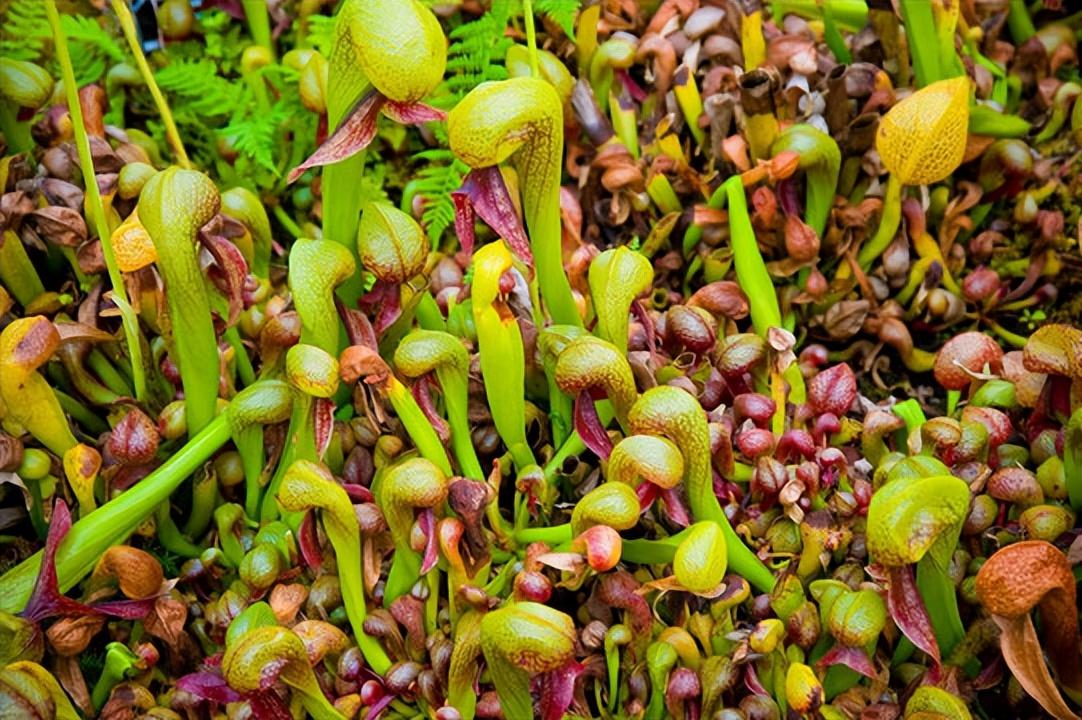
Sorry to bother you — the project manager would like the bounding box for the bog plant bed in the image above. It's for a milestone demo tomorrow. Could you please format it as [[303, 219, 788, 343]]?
[[0, 0, 1081, 717]]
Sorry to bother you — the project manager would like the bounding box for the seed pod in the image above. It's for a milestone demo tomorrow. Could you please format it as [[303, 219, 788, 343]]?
[[673, 522, 727, 593], [905, 685, 972, 720], [107, 408, 160, 465], [1019, 504, 1074, 542], [784, 215, 820, 262], [827, 588, 887, 647], [808, 363, 857, 417], [748, 618, 785, 654], [785, 662, 823, 715], [734, 393, 776, 427], [876, 77, 969, 186], [1036, 457, 1067, 500], [664, 305, 717, 354], [572, 525, 622, 572], [963, 494, 999, 535], [716, 333, 766, 375], [987, 467, 1043, 507], [117, 162, 157, 200], [240, 543, 282, 592], [962, 266, 1002, 302], [933, 332, 1004, 391], [786, 600, 821, 650], [0, 58, 54, 109], [357, 202, 428, 283]]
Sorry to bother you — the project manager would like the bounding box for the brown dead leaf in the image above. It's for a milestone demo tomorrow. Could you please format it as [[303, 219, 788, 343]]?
[[55, 656, 94, 716], [143, 596, 187, 648], [269, 583, 308, 625]]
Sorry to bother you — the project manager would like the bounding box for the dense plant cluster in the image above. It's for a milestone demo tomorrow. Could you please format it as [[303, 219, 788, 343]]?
[[0, 0, 1081, 718]]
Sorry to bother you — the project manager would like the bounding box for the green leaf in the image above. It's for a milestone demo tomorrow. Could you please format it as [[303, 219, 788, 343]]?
[[535, 0, 582, 40], [154, 59, 237, 118], [220, 96, 293, 176], [0, 0, 50, 62], [411, 148, 467, 243]]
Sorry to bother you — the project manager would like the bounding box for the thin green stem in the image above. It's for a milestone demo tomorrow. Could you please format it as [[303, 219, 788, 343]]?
[[522, 0, 540, 78], [272, 203, 305, 239], [723, 176, 782, 334], [48, 0, 148, 403], [157, 502, 205, 557], [0, 231, 45, 306], [110, 0, 190, 168], [0, 412, 233, 612], [898, 0, 943, 87], [1006, 0, 1035, 43], [916, 556, 965, 658], [54, 388, 110, 434], [225, 326, 256, 387], [1062, 409, 1082, 512], [857, 173, 902, 269], [86, 349, 133, 398], [0, 103, 32, 155], [242, 0, 274, 55], [514, 524, 573, 545]]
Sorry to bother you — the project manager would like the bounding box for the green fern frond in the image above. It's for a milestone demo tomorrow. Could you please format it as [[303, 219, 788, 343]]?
[[60, 14, 124, 60], [0, 0, 50, 62], [60, 14, 126, 85], [358, 163, 392, 208], [534, 0, 581, 40], [305, 14, 337, 56], [411, 149, 467, 243], [430, 7, 514, 111], [154, 59, 237, 118], [220, 97, 292, 176]]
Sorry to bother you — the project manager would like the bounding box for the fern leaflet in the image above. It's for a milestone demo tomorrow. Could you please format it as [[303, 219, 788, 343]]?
[[61, 14, 126, 85], [154, 59, 237, 118], [534, 0, 581, 40], [0, 0, 50, 62], [412, 149, 467, 243]]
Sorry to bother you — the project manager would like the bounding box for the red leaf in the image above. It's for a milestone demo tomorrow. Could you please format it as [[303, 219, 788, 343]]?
[[360, 281, 403, 336], [21, 501, 152, 623], [411, 375, 450, 442], [314, 398, 335, 458], [808, 364, 857, 417], [288, 90, 384, 183], [176, 671, 244, 704], [203, 0, 246, 21], [381, 100, 447, 125], [297, 510, 323, 572], [248, 690, 294, 720], [22, 500, 98, 623], [539, 662, 585, 720], [744, 662, 769, 696], [90, 597, 157, 620], [367, 692, 396, 720], [459, 167, 534, 268], [418, 508, 440, 575], [200, 230, 251, 328], [452, 191, 476, 258], [659, 486, 691, 527], [817, 645, 877, 678], [336, 298, 378, 350], [631, 299, 658, 367], [342, 484, 375, 503], [615, 69, 648, 102], [574, 390, 613, 460], [884, 564, 941, 665], [637, 481, 659, 510]]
